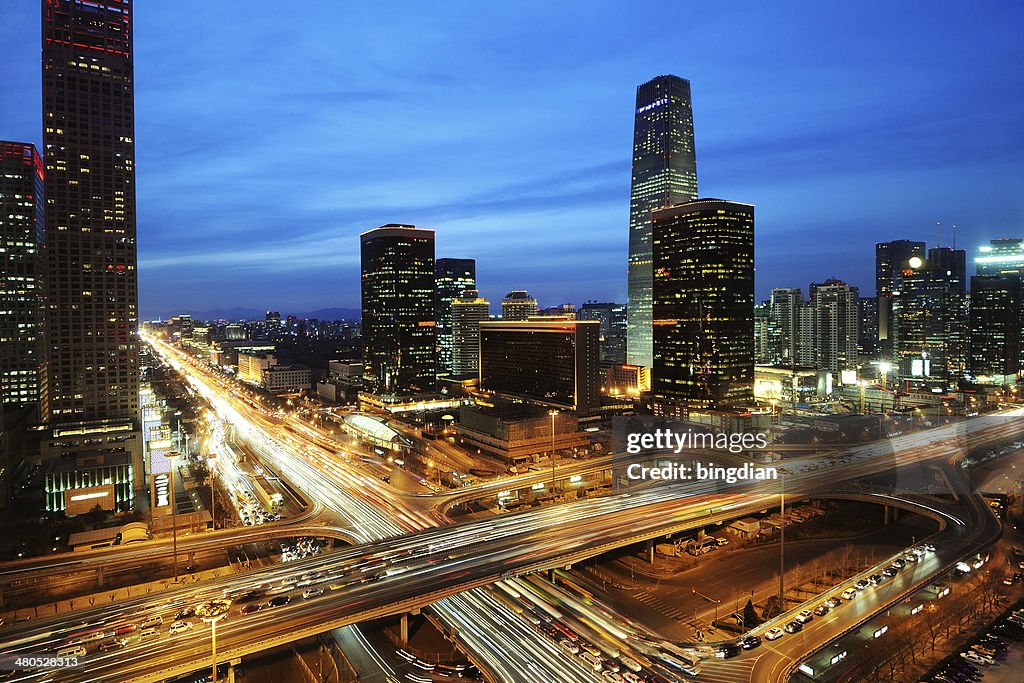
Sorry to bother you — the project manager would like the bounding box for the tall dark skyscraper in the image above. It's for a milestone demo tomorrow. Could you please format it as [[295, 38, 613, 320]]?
[[969, 274, 1021, 384], [360, 225, 436, 395], [435, 258, 476, 376], [891, 246, 967, 385], [875, 240, 926, 361], [0, 142, 46, 410], [627, 75, 698, 373], [41, 0, 142, 511], [651, 199, 754, 415]]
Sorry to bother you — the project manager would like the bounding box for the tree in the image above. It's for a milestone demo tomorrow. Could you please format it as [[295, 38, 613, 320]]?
[[743, 599, 761, 629], [762, 594, 782, 620]]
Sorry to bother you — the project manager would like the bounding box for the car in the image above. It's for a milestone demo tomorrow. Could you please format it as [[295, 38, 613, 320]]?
[[175, 607, 195, 621], [764, 627, 784, 641], [168, 620, 194, 635], [891, 558, 906, 569], [924, 543, 937, 552], [302, 587, 324, 599], [741, 635, 761, 649], [912, 547, 927, 557], [240, 603, 264, 615], [813, 604, 830, 616], [98, 638, 127, 653], [268, 595, 291, 607], [854, 579, 869, 590], [869, 574, 884, 585], [842, 588, 857, 600], [970, 643, 998, 658], [825, 596, 843, 608], [796, 610, 814, 623], [140, 615, 163, 629], [715, 643, 741, 658], [784, 621, 803, 634], [559, 640, 580, 655], [883, 567, 898, 577], [960, 651, 993, 666], [904, 553, 918, 563], [139, 628, 160, 639]]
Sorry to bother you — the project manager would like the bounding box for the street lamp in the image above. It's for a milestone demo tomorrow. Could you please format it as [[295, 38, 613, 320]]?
[[196, 599, 230, 683], [548, 410, 559, 486], [167, 449, 181, 581]]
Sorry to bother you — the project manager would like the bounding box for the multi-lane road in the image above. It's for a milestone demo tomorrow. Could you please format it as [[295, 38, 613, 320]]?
[[1, 337, 1019, 682]]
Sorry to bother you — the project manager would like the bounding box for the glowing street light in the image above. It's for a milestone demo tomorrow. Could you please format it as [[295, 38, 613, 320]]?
[[195, 599, 231, 683]]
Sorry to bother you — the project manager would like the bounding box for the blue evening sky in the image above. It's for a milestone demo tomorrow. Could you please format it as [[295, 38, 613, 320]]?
[[2, 2, 1022, 318]]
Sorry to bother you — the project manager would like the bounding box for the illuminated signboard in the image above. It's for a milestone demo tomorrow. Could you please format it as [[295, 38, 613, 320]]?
[[154, 473, 170, 508]]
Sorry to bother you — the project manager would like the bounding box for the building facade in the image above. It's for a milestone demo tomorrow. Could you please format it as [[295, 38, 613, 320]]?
[[0, 142, 46, 409], [479, 319, 601, 415], [360, 225, 436, 395], [809, 279, 860, 375], [578, 301, 627, 365], [651, 199, 754, 415], [434, 258, 476, 376], [42, 0, 143, 501], [500, 290, 537, 321], [876, 240, 926, 362], [626, 75, 699, 371], [969, 274, 1022, 384], [451, 290, 489, 376]]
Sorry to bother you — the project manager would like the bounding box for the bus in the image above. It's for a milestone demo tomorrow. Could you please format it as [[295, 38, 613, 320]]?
[[687, 538, 717, 556]]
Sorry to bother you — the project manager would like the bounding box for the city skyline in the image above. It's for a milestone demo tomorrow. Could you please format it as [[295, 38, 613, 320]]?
[[2, 2, 1022, 317]]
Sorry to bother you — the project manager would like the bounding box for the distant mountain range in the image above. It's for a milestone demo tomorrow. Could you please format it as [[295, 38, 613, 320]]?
[[145, 307, 360, 322]]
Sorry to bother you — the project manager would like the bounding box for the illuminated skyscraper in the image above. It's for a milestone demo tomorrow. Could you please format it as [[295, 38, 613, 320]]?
[[0, 142, 45, 410], [969, 274, 1021, 384], [360, 225, 436, 395], [876, 240, 926, 361], [41, 0, 142, 511], [975, 238, 1024, 275], [809, 279, 860, 375], [626, 75, 698, 371], [501, 290, 537, 321], [451, 290, 489, 376], [651, 199, 753, 415], [435, 258, 476, 375], [479, 319, 601, 415]]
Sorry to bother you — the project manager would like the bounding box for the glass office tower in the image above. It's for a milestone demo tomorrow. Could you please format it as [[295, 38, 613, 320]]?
[[626, 74, 698, 373]]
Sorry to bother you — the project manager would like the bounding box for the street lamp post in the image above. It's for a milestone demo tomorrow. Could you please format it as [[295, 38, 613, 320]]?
[[548, 410, 559, 487], [196, 600, 230, 683], [167, 449, 180, 581]]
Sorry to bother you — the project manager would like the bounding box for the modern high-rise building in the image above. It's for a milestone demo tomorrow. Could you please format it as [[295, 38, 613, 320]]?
[[536, 304, 576, 319], [578, 301, 627, 364], [0, 142, 46, 410], [479, 319, 601, 415], [769, 288, 813, 367], [360, 225, 436, 395], [753, 301, 778, 365], [626, 75, 698, 371], [451, 290, 489, 376], [976, 238, 1024, 276], [809, 279, 860, 375], [969, 274, 1021, 384], [858, 296, 878, 356], [891, 247, 968, 385], [41, 0, 143, 510], [651, 199, 753, 415], [876, 240, 926, 361], [501, 290, 537, 321], [435, 258, 476, 375]]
